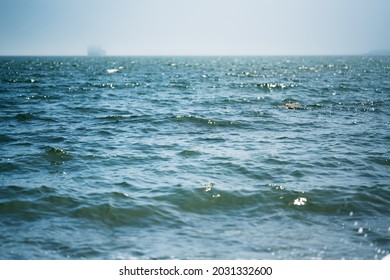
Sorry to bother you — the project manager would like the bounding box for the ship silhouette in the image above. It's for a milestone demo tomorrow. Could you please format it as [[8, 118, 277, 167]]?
[[87, 45, 106, 56]]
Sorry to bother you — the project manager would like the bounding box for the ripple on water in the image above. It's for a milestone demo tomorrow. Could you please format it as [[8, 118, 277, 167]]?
[[1, 56, 389, 260], [43, 146, 72, 165]]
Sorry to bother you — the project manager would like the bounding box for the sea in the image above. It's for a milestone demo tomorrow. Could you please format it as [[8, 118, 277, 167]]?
[[0, 56, 389, 260]]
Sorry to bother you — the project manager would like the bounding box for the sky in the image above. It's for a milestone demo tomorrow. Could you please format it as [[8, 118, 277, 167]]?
[[0, 0, 389, 56]]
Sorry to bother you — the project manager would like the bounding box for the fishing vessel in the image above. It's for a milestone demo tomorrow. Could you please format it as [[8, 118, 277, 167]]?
[[87, 45, 106, 56]]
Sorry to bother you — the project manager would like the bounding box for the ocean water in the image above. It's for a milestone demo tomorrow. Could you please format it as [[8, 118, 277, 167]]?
[[0, 56, 389, 260]]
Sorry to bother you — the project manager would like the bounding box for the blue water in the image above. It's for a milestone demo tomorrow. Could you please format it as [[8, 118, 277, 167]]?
[[0, 56, 389, 259]]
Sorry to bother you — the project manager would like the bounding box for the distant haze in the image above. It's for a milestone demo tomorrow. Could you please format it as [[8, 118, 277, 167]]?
[[1, 0, 389, 56]]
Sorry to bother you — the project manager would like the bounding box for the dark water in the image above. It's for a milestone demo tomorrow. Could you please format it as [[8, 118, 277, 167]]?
[[1, 56, 389, 259]]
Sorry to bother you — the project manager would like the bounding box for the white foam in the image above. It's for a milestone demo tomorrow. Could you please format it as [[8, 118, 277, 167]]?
[[106, 68, 118, 74], [293, 197, 307, 206]]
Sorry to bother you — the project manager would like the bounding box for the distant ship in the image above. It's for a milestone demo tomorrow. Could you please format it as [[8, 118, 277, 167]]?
[[87, 45, 106, 56]]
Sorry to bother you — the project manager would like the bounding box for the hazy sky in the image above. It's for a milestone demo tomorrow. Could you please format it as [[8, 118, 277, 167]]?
[[1, 0, 389, 55]]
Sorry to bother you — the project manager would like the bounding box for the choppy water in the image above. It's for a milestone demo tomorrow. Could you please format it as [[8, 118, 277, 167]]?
[[1, 56, 389, 259]]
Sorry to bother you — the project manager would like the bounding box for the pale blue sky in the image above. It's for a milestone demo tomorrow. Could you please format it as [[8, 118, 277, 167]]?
[[0, 0, 389, 55]]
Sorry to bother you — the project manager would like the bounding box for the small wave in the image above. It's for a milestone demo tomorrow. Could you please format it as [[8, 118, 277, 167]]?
[[174, 114, 247, 129], [0, 185, 59, 220], [15, 112, 55, 122], [97, 83, 116, 89], [15, 113, 35, 121], [25, 94, 60, 101], [99, 114, 141, 120], [1, 77, 40, 84], [255, 82, 296, 91], [194, 136, 226, 143], [43, 147, 72, 165], [71, 202, 177, 228], [151, 183, 309, 216], [292, 185, 390, 217], [0, 185, 56, 201], [0, 134, 15, 143], [368, 156, 390, 166], [335, 83, 362, 93], [178, 150, 202, 157], [0, 185, 177, 227], [226, 82, 297, 93], [81, 82, 117, 89], [97, 114, 155, 124], [0, 162, 19, 172], [124, 81, 142, 88], [166, 81, 192, 89], [147, 182, 390, 219]]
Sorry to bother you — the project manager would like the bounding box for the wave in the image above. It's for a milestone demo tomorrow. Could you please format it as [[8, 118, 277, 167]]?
[[0, 134, 16, 143], [13, 112, 56, 123], [2, 183, 389, 219], [227, 82, 298, 91], [1, 181, 389, 259], [173, 114, 249, 129], [42, 146, 72, 165]]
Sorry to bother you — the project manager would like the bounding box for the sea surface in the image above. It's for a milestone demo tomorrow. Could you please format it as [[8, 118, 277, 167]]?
[[0, 56, 389, 259]]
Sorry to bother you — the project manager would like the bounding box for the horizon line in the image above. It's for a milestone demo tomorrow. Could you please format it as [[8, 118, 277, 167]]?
[[1, 52, 388, 57]]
